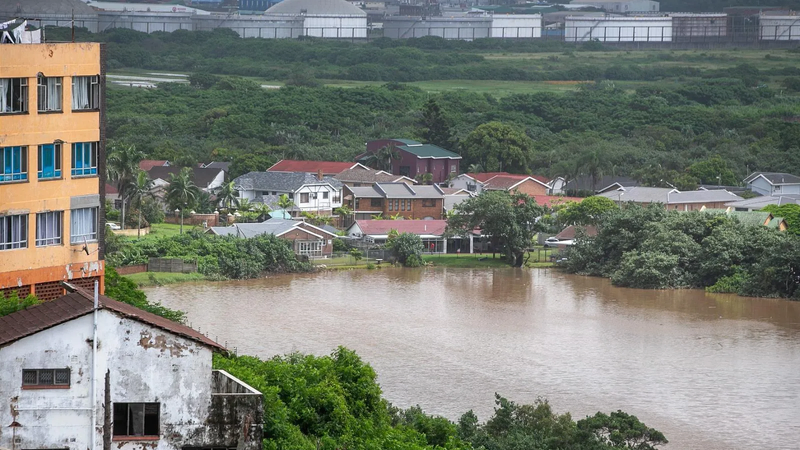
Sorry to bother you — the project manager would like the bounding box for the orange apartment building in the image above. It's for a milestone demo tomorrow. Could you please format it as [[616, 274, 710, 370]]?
[[0, 40, 106, 300]]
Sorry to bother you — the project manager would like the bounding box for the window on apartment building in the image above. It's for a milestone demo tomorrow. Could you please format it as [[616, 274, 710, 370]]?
[[22, 368, 70, 388], [72, 142, 98, 176], [38, 143, 62, 180], [0, 78, 28, 113], [300, 193, 310, 203], [1, 146, 27, 182], [36, 211, 63, 247], [322, 191, 329, 200], [70, 207, 98, 244], [72, 75, 100, 110], [370, 198, 383, 208], [37, 75, 62, 112], [0, 214, 28, 250], [113, 403, 160, 437], [422, 199, 436, 207]]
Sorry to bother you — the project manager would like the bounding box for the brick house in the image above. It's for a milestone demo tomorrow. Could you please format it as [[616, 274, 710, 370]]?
[[356, 139, 461, 184], [449, 172, 550, 196], [344, 182, 445, 223]]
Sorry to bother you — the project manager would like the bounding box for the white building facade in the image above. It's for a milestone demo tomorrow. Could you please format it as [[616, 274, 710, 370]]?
[[0, 291, 262, 450]]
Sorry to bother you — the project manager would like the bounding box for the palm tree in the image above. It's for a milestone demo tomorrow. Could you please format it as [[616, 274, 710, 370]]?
[[467, 163, 483, 174], [237, 198, 253, 212], [253, 203, 272, 222], [126, 170, 154, 239], [277, 194, 293, 211], [578, 148, 609, 192], [363, 145, 400, 172], [107, 144, 144, 230], [165, 167, 200, 234], [415, 172, 433, 185], [216, 181, 240, 211]]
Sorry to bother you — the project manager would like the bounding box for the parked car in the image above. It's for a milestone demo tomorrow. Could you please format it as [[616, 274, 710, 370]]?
[[107, 222, 121, 230], [544, 237, 560, 248]]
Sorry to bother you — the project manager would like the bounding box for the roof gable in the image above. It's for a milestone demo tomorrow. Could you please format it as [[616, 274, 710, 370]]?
[[0, 290, 223, 350]]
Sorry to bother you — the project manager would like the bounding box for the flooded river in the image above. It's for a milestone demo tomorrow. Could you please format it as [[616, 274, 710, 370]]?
[[145, 268, 800, 449]]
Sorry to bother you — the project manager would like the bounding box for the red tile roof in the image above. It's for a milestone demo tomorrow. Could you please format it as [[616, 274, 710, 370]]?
[[106, 183, 118, 194], [0, 289, 224, 350], [354, 220, 448, 236], [555, 225, 598, 240], [139, 160, 169, 171], [531, 175, 551, 184], [269, 160, 357, 175], [484, 175, 531, 190]]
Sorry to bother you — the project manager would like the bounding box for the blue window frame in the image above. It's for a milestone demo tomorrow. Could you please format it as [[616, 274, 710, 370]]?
[[71, 142, 97, 176], [38, 144, 62, 180], [1, 146, 27, 182]]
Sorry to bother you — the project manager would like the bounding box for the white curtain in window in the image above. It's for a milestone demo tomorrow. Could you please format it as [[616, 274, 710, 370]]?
[[72, 76, 89, 110], [0, 78, 7, 112], [46, 77, 60, 111]]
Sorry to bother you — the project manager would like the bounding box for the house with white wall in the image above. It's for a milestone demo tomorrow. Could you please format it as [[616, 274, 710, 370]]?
[[744, 172, 800, 196], [233, 171, 343, 216], [0, 287, 262, 450]]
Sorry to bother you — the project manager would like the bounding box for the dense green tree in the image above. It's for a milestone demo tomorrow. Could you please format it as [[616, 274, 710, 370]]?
[[558, 196, 618, 226], [686, 155, 738, 186], [387, 232, 425, 267], [577, 410, 668, 450], [447, 191, 544, 267], [420, 98, 456, 151], [165, 167, 201, 234], [461, 122, 534, 174]]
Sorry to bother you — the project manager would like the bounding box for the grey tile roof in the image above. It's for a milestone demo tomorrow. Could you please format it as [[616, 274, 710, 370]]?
[[208, 219, 299, 239], [234, 171, 342, 192], [725, 194, 800, 209], [669, 189, 742, 204], [350, 183, 445, 199], [744, 172, 800, 185], [348, 186, 384, 198]]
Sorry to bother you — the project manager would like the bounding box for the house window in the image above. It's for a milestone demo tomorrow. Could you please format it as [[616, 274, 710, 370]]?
[[370, 198, 383, 208], [113, 403, 160, 438], [323, 191, 329, 200], [22, 368, 70, 388], [0, 78, 28, 113], [37, 76, 62, 112], [70, 207, 98, 244], [393, 200, 399, 211], [399, 166, 410, 177], [0, 214, 28, 250], [1, 146, 27, 182], [422, 199, 436, 207], [71, 142, 97, 176], [388, 199, 393, 211], [400, 199, 405, 211], [300, 193, 310, 203], [38, 143, 62, 180], [467, 183, 476, 192], [450, 165, 456, 173], [296, 240, 323, 257], [36, 211, 62, 247], [72, 75, 100, 110]]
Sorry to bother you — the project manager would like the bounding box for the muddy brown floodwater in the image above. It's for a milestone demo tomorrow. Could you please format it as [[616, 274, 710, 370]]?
[[145, 268, 800, 449]]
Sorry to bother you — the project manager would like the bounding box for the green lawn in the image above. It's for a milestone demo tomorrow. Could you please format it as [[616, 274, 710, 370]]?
[[124, 271, 207, 287], [124, 223, 195, 242]]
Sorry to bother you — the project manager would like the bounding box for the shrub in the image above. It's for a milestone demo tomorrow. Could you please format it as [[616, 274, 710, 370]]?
[[104, 267, 186, 322], [0, 290, 40, 317], [388, 233, 424, 267]]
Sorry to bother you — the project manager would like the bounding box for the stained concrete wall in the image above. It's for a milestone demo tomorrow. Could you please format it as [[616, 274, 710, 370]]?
[[0, 309, 243, 450]]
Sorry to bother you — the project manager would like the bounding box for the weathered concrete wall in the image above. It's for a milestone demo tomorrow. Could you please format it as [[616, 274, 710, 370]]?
[[0, 309, 226, 450]]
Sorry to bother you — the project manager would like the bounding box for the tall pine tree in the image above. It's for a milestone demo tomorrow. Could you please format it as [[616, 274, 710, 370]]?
[[420, 99, 456, 151]]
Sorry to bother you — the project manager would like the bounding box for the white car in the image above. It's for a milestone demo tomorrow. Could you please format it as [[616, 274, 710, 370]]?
[[107, 222, 121, 230], [544, 237, 560, 248]]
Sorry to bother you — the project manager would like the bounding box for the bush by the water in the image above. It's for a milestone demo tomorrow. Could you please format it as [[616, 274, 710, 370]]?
[[563, 205, 800, 298], [213, 348, 667, 450], [104, 267, 186, 322], [107, 231, 312, 279]]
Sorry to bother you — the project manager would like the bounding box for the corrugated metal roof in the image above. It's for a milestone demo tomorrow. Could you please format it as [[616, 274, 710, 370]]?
[[0, 291, 223, 350], [397, 143, 461, 159]]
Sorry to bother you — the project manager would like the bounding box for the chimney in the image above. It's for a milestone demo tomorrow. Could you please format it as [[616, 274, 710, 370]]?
[[317, 169, 324, 181]]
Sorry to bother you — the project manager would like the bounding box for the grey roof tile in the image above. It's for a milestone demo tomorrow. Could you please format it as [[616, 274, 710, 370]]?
[[234, 172, 342, 192]]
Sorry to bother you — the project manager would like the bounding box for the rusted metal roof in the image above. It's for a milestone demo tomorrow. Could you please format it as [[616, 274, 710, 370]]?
[[0, 290, 224, 351]]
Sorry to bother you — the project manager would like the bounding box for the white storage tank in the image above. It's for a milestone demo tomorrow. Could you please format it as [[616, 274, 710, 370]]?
[[759, 15, 800, 40], [265, 0, 368, 38], [565, 16, 672, 42], [383, 16, 492, 40], [490, 14, 542, 38]]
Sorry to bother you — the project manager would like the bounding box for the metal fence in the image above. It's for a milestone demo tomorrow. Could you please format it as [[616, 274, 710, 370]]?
[[311, 249, 393, 266], [42, 18, 800, 46]]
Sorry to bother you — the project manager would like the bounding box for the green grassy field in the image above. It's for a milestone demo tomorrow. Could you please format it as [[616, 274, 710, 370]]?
[[124, 271, 207, 287]]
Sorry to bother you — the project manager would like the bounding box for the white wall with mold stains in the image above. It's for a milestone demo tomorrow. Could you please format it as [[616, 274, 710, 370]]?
[[0, 309, 217, 449]]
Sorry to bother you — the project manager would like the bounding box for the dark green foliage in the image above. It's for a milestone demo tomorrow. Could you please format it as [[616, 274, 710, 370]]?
[[106, 231, 312, 279], [564, 205, 800, 298], [0, 290, 40, 317], [104, 267, 186, 322], [558, 196, 618, 226], [577, 410, 668, 450], [332, 238, 349, 252], [686, 155, 737, 185], [762, 204, 800, 234], [420, 99, 456, 151], [387, 232, 424, 266]]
